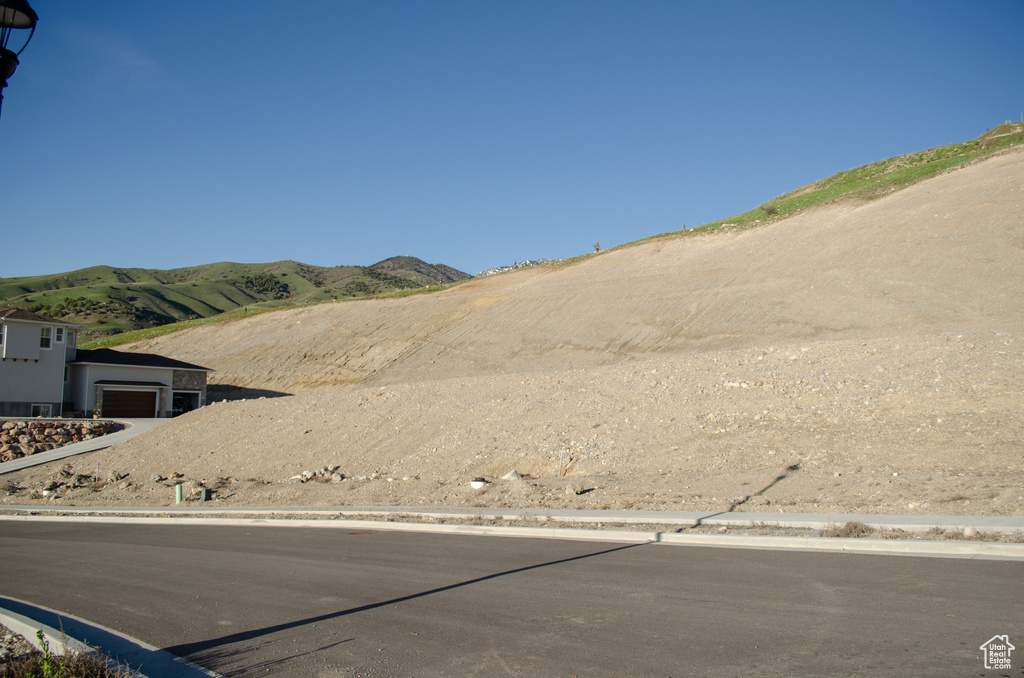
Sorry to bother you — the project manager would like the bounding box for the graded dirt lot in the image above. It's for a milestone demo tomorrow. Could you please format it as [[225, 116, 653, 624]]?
[[3, 148, 1022, 517]]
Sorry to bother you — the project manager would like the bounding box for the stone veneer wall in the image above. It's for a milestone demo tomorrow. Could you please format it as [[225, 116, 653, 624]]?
[[173, 370, 208, 405]]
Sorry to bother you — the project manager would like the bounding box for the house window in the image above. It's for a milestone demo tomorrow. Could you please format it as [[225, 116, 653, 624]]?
[[55, 327, 65, 343], [40, 326, 52, 349], [68, 330, 76, 348], [0, 323, 4, 346], [31, 404, 52, 417]]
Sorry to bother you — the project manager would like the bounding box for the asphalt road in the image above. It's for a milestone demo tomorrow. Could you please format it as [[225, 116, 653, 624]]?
[[2, 522, 1021, 677]]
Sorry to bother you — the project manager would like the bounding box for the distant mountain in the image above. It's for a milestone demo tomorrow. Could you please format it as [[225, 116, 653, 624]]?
[[0, 258, 471, 339], [370, 256, 470, 285]]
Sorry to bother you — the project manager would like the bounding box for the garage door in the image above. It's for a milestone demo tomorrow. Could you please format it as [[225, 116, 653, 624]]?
[[103, 390, 157, 418]]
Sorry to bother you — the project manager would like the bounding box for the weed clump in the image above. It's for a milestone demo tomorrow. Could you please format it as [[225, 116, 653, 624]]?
[[0, 630, 136, 678], [821, 521, 874, 538]]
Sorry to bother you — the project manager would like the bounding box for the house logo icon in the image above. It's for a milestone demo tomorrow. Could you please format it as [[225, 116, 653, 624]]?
[[980, 635, 1015, 670]]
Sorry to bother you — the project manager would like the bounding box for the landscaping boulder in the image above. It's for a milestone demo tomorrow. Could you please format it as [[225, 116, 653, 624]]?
[[0, 420, 124, 462]]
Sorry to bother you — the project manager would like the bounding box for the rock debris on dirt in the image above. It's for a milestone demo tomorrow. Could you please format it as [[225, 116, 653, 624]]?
[[0, 624, 36, 668]]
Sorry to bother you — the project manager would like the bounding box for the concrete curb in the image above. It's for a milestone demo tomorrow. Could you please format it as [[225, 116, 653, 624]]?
[[0, 598, 91, 656], [0, 595, 223, 678], [309, 506, 1024, 535], [652, 531, 1024, 560], [2, 512, 1022, 561], [2, 503, 1022, 534]]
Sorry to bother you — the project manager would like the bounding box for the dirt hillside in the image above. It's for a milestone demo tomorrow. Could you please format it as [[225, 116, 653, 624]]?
[[4, 148, 1022, 517]]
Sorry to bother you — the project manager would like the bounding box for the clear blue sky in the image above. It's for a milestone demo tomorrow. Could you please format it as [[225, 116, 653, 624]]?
[[3, 1, 1022, 277]]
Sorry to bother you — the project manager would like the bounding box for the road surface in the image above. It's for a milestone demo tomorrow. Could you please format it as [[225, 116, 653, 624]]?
[[2, 521, 1021, 677]]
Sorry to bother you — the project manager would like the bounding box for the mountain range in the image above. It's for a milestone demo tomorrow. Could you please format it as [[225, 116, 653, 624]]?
[[0, 256, 471, 339]]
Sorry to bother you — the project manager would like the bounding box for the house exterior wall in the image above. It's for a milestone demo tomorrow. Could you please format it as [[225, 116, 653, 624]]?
[[71, 364, 173, 417], [68, 364, 91, 416], [2, 322, 41, 361], [0, 320, 72, 416]]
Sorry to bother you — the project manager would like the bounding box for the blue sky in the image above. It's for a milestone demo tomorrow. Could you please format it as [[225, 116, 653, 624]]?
[[3, 1, 1022, 278]]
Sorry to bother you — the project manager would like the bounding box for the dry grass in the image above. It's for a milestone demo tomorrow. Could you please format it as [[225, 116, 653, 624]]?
[[821, 522, 1024, 543], [821, 521, 874, 538], [2, 654, 136, 678], [0, 630, 137, 678]]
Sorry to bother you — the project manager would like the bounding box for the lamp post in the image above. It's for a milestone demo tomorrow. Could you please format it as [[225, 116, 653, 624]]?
[[0, 0, 38, 121]]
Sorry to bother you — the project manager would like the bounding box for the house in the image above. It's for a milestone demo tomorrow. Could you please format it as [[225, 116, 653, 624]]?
[[1, 307, 213, 418], [69, 348, 213, 418], [0, 307, 81, 417]]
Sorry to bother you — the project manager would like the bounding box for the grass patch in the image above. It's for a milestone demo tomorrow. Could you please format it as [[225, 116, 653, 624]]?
[[80, 306, 282, 349]]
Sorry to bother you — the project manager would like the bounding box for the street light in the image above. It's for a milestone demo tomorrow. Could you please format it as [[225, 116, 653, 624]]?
[[0, 0, 38, 121]]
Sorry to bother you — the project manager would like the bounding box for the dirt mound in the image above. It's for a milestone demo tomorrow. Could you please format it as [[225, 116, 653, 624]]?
[[4, 148, 1022, 517], [125, 148, 1024, 395]]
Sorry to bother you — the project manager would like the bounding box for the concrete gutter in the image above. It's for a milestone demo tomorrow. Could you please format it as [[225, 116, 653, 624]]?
[[0, 594, 223, 678], [0, 418, 166, 475]]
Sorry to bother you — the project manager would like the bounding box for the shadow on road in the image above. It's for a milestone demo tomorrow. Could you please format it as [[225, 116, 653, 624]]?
[[164, 541, 646, 664], [240, 637, 354, 674]]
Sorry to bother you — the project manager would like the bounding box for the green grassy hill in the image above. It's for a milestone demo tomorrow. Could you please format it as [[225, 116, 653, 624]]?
[[0, 258, 471, 340]]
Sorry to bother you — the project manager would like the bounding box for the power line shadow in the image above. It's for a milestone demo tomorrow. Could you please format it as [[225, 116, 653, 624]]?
[[164, 541, 647, 665], [682, 463, 802, 530]]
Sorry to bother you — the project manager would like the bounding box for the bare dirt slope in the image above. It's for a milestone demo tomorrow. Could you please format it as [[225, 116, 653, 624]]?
[[5, 148, 1023, 517]]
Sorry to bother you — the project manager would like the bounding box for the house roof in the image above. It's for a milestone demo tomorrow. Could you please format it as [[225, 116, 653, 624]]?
[[0, 307, 80, 326], [72, 348, 213, 372]]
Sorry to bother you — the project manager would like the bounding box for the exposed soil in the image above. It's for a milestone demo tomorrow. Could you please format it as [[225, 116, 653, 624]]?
[[3, 148, 1022, 518]]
